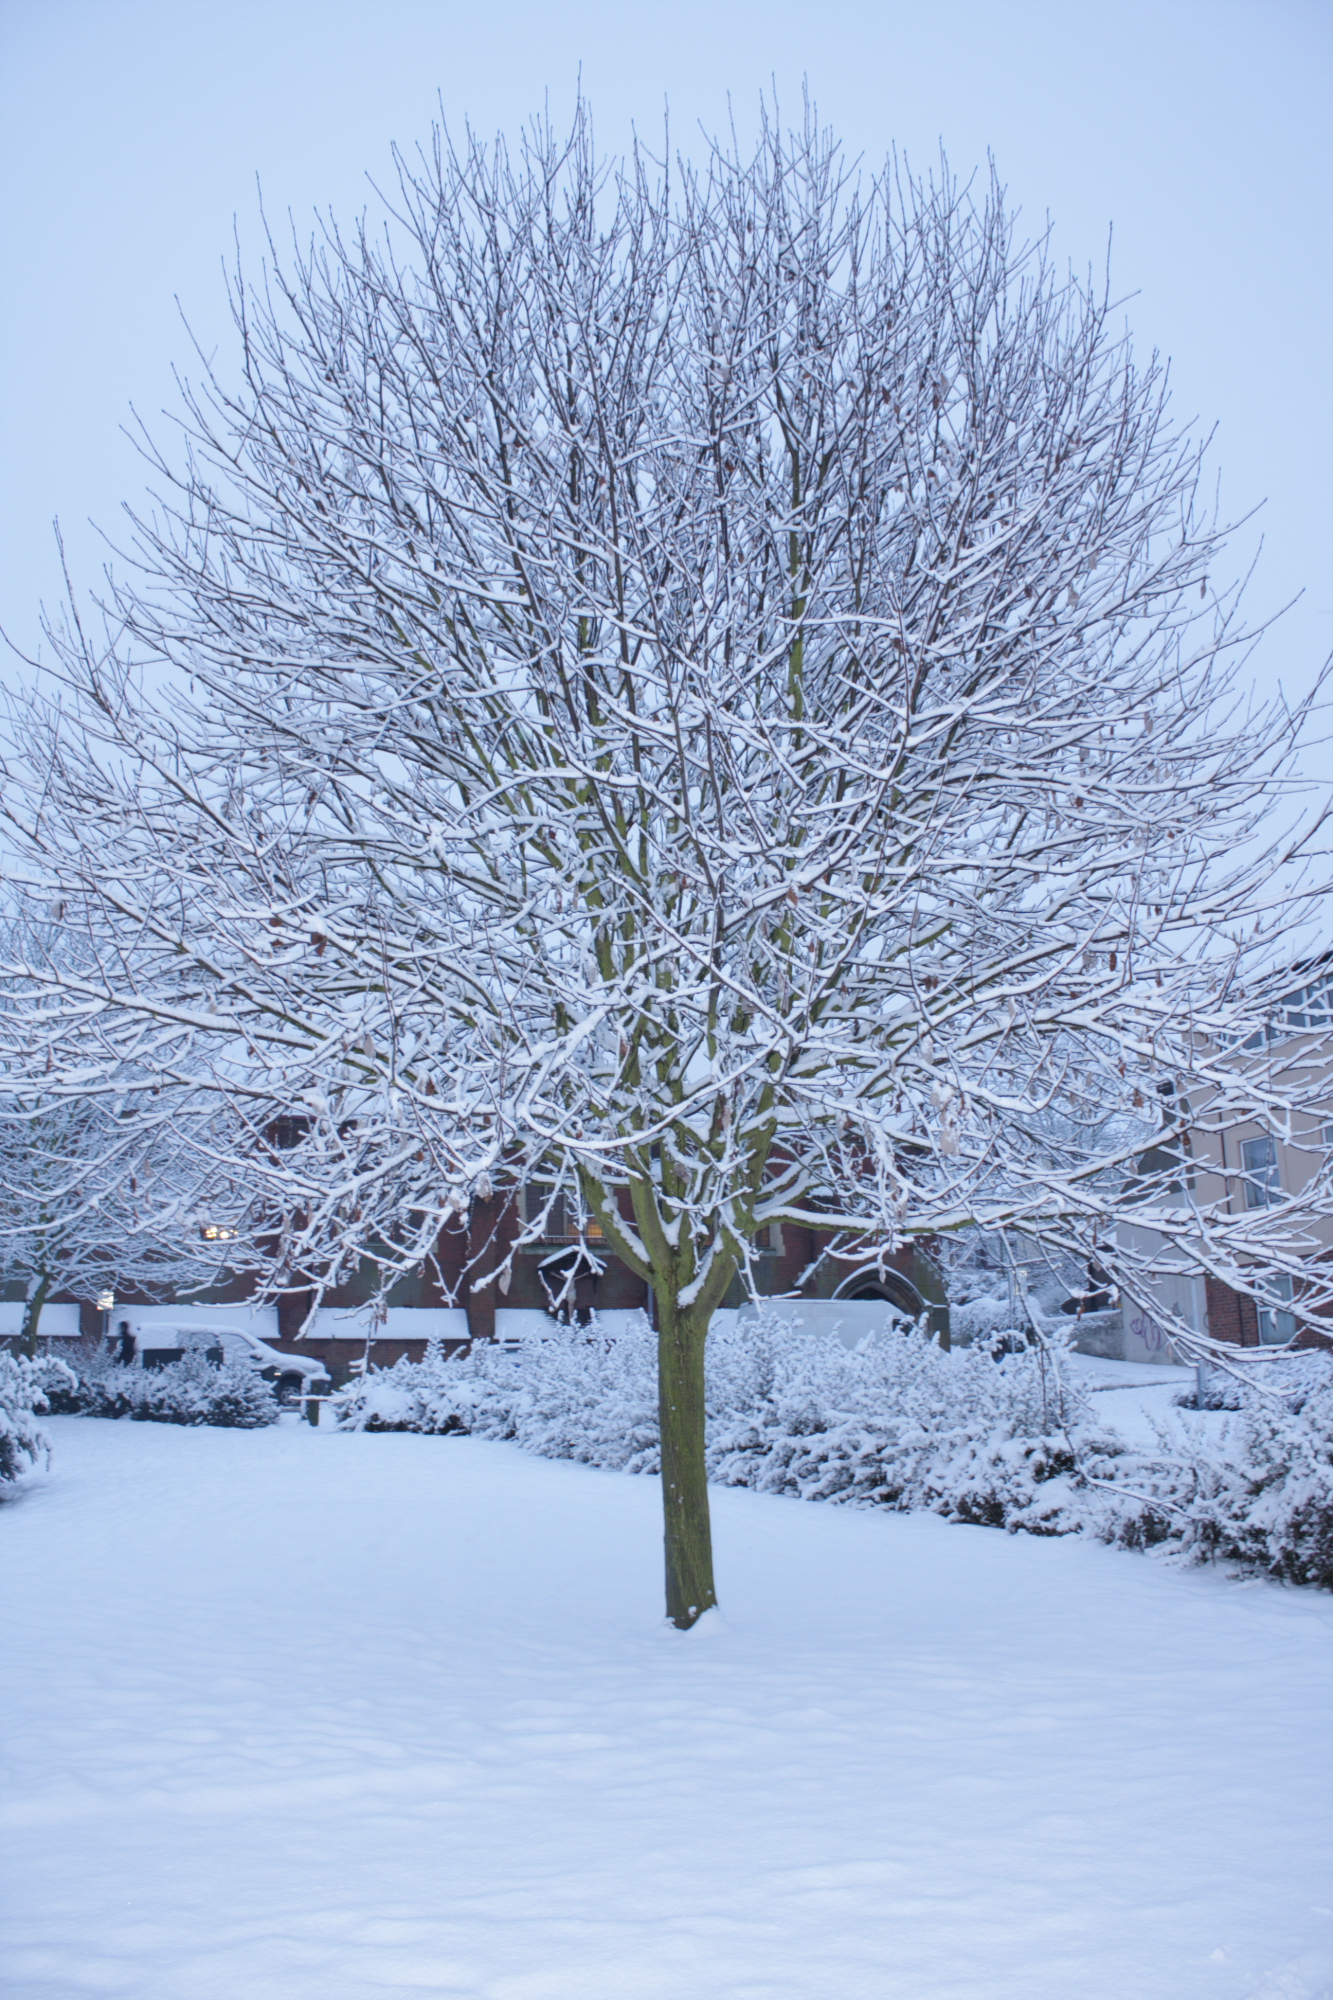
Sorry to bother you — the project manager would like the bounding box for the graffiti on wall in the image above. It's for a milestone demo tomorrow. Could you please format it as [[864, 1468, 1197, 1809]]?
[[1127, 1311, 1172, 1355]]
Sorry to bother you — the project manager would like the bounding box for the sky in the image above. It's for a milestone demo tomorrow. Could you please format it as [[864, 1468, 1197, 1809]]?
[[1, 0, 1330, 768]]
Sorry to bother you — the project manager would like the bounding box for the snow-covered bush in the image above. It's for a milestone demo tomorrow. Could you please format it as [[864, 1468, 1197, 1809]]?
[[336, 1320, 662, 1470], [335, 1311, 1112, 1533], [0, 1349, 64, 1486], [49, 1347, 279, 1428], [704, 1319, 1098, 1532], [334, 1312, 1333, 1587], [1173, 1374, 1244, 1412], [947, 1293, 1031, 1351], [1099, 1354, 1333, 1589]]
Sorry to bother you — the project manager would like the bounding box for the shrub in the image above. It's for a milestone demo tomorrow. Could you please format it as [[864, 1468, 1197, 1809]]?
[[49, 1346, 280, 1428], [335, 1310, 1116, 1533], [948, 1292, 1030, 1349], [0, 1350, 67, 1487], [1099, 1354, 1333, 1589], [334, 1311, 1333, 1587]]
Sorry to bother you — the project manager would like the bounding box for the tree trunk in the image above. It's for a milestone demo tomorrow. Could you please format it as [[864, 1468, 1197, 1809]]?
[[656, 1294, 717, 1628], [19, 1272, 52, 1358]]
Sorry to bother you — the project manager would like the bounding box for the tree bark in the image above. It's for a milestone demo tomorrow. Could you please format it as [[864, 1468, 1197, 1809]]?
[[655, 1294, 717, 1628], [465, 1192, 505, 1344], [19, 1271, 52, 1358]]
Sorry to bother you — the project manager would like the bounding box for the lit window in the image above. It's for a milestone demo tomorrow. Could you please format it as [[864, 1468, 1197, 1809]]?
[[1240, 1135, 1280, 1209], [201, 1224, 238, 1241]]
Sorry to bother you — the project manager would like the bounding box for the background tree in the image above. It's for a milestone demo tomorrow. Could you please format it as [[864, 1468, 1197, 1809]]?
[[0, 919, 249, 1354], [4, 106, 1329, 1623]]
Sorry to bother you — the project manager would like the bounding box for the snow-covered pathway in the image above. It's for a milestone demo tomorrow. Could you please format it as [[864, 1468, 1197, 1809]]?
[[2, 1418, 1330, 2000]]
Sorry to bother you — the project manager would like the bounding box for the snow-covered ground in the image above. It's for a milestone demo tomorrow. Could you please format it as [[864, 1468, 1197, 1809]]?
[[2, 1417, 1330, 2000], [1063, 1348, 1200, 1447]]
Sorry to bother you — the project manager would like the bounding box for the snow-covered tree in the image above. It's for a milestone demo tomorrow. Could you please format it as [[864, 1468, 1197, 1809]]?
[[0, 921, 247, 1353], [4, 106, 1330, 1622]]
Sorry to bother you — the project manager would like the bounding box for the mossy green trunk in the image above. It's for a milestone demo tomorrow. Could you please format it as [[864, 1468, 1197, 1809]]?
[[656, 1296, 717, 1629]]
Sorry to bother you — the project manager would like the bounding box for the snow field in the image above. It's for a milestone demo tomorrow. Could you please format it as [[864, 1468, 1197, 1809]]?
[[1, 1416, 1331, 2000]]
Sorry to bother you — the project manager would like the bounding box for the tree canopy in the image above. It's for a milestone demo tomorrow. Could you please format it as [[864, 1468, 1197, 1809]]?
[[4, 104, 1329, 1620]]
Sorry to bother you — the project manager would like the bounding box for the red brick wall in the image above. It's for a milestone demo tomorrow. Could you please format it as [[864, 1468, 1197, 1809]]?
[[1204, 1274, 1333, 1351], [1204, 1276, 1259, 1346]]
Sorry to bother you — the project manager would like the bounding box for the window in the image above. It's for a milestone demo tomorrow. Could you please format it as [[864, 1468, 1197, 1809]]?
[[1257, 1274, 1297, 1346], [1279, 968, 1333, 1030], [1239, 959, 1333, 1043], [1240, 1135, 1280, 1209]]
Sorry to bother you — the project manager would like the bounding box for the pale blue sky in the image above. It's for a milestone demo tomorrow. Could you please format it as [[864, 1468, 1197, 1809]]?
[[2, 0, 1329, 756]]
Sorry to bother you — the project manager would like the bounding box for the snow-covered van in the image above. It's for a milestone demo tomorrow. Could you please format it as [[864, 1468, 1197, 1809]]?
[[103, 1305, 329, 1403]]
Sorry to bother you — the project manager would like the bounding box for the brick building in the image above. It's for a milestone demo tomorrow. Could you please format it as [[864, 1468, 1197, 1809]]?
[[269, 1185, 950, 1381], [15, 1180, 948, 1383]]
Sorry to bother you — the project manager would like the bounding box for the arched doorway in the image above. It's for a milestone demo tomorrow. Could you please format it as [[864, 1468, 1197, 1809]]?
[[832, 1269, 924, 1320]]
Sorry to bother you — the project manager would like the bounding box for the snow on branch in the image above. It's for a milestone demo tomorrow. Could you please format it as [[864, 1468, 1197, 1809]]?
[[1, 103, 1329, 1343]]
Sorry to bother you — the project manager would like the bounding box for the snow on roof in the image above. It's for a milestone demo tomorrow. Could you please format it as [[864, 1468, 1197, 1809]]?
[[113, 1304, 281, 1339], [0, 1302, 83, 1339], [310, 1306, 470, 1344]]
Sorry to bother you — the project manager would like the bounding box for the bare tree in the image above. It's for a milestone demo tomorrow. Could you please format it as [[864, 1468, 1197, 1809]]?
[[0, 918, 251, 1354], [4, 105, 1329, 1622]]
